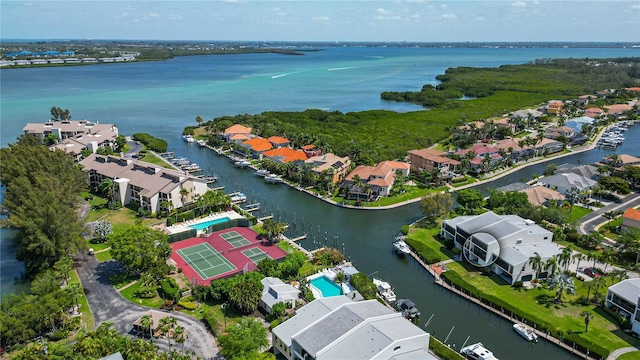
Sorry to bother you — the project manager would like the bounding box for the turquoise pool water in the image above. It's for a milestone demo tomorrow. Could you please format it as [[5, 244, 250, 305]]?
[[310, 275, 342, 297], [189, 217, 230, 231]]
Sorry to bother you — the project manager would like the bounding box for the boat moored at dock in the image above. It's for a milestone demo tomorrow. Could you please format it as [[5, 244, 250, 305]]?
[[460, 342, 499, 360], [512, 323, 538, 342]]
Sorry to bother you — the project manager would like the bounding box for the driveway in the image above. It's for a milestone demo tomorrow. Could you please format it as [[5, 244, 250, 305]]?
[[76, 252, 220, 359], [577, 192, 640, 235], [124, 139, 143, 158]]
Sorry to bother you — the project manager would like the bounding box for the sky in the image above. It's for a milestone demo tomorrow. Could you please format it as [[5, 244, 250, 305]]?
[[1, 1, 639, 42]]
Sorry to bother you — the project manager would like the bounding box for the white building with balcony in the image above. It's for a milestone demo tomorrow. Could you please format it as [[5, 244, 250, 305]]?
[[606, 278, 640, 335]]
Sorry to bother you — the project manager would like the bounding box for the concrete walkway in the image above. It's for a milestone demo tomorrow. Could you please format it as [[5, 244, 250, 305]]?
[[607, 347, 640, 360]]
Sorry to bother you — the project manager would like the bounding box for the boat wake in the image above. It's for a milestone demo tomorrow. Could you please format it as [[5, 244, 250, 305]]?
[[327, 66, 360, 71], [271, 72, 295, 79]]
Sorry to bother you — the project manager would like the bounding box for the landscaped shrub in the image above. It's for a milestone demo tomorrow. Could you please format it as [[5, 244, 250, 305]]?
[[405, 238, 441, 264], [513, 281, 523, 288], [349, 272, 377, 300], [160, 278, 180, 300], [429, 336, 464, 360], [270, 319, 280, 330], [132, 133, 168, 152], [202, 309, 220, 337], [400, 225, 410, 235], [178, 297, 198, 310], [444, 239, 455, 250]]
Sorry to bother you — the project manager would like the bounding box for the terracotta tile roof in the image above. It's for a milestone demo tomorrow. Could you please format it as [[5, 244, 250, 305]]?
[[584, 108, 604, 116], [267, 136, 290, 145], [605, 104, 633, 114], [625, 87, 640, 92], [623, 208, 640, 222], [409, 148, 461, 166], [369, 176, 394, 187], [230, 134, 250, 141], [224, 124, 252, 135], [263, 147, 307, 162], [346, 165, 375, 181], [619, 154, 640, 165], [302, 144, 316, 150], [379, 161, 411, 170], [243, 137, 273, 152], [523, 187, 564, 207]]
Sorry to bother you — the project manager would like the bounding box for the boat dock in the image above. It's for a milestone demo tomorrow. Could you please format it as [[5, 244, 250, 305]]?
[[290, 235, 307, 242], [244, 203, 260, 212]]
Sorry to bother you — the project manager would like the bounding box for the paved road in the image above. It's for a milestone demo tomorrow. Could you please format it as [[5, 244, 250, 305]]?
[[124, 139, 143, 158], [76, 252, 220, 359], [577, 193, 640, 235]]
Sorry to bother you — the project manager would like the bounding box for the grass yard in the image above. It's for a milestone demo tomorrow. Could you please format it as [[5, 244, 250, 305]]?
[[140, 153, 174, 169], [617, 352, 640, 360], [567, 206, 593, 223], [119, 281, 165, 308], [441, 261, 640, 357], [94, 249, 113, 262], [333, 186, 448, 207], [69, 269, 94, 331], [407, 226, 456, 261]]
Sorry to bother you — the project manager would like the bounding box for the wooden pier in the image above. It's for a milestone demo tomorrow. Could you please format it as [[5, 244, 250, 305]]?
[[290, 235, 307, 242]]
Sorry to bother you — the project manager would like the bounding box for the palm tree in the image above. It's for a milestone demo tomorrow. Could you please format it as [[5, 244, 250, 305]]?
[[65, 282, 83, 314], [590, 276, 607, 303], [572, 253, 585, 272], [173, 325, 186, 354], [545, 256, 559, 277], [54, 255, 74, 286], [558, 246, 573, 272], [609, 269, 628, 285], [603, 210, 623, 231], [547, 273, 576, 303], [528, 252, 544, 279], [580, 310, 594, 332], [140, 314, 152, 338], [99, 178, 116, 202], [587, 251, 601, 269], [600, 247, 616, 274], [179, 187, 189, 203], [195, 115, 204, 127]]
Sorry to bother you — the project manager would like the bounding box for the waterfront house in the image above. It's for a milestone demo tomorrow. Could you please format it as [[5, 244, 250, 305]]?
[[533, 138, 564, 155], [224, 124, 252, 143], [441, 212, 560, 284], [260, 277, 301, 314], [577, 94, 598, 105], [522, 186, 565, 207], [622, 208, 640, 230], [565, 116, 596, 134], [555, 164, 600, 180], [272, 296, 436, 360], [606, 278, 640, 335], [456, 143, 503, 173], [539, 172, 597, 195], [301, 144, 322, 158], [583, 107, 604, 118], [544, 126, 575, 139], [343, 161, 410, 198], [407, 148, 460, 179], [263, 147, 308, 164], [509, 109, 543, 121], [79, 154, 209, 214], [302, 153, 351, 184], [493, 139, 535, 161], [241, 137, 273, 159], [267, 136, 291, 148]]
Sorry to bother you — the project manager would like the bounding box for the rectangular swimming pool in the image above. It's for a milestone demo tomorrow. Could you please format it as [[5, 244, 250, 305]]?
[[310, 275, 342, 297], [189, 217, 230, 231]]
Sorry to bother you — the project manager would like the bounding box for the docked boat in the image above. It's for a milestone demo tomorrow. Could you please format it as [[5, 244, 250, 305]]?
[[393, 239, 411, 255], [255, 169, 270, 177], [197, 139, 207, 147], [265, 174, 283, 184], [372, 278, 396, 303], [230, 193, 247, 203], [512, 323, 538, 342], [182, 134, 195, 143], [234, 159, 251, 168], [459, 342, 499, 360], [396, 299, 420, 319]]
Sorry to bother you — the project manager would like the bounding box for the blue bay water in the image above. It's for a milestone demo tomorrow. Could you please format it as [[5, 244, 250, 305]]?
[[1, 45, 639, 297]]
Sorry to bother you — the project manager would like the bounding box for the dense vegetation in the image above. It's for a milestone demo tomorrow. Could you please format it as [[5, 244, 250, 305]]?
[[200, 58, 639, 165], [382, 58, 640, 106], [132, 132, 168, 153], [0, 135, 87, 275]]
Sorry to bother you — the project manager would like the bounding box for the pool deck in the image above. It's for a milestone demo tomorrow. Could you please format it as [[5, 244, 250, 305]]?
[[166, 210, 244, 235]]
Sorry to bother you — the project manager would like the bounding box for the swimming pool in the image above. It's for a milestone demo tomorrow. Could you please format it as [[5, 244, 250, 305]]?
[[189, 217, 230, 231], [310, 275, 342, 298]]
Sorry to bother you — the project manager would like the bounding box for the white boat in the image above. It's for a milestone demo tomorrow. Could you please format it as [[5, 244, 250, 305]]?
[[372, 278, 397, 302], [512, 323, 538, 342], [197, 139, 207, 147], [265, 174, 283, 184], [255, 169, 270, 177], [393, 239, 411, 255], [230, 193, 247, 203], [234, 159, 251, 168], [460, 342, 499, 360], [396, 299, 420, 319], [182, 134, 195, 143]]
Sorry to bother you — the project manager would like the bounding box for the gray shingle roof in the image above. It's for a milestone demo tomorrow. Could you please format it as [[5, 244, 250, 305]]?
[[609, 278, 640, 304]]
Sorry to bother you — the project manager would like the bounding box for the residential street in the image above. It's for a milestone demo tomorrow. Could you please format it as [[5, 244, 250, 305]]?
[[577, 192, 640, 235], [75, 251, 221, 360]]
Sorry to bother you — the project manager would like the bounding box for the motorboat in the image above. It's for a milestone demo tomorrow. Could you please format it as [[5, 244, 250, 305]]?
[[234, 159, 251, 168], [512, 323, 538, 342], [182, 134, 195, 143], [197, 139, 207, 147], [372, 278, 397, 302], [265, 174, 283, 184], [393, 239, 411, 255], [230, 193, 247, 203], [459, 342, 499, 360], [255, 169, 270, 177], [396, 299, 420, 319]]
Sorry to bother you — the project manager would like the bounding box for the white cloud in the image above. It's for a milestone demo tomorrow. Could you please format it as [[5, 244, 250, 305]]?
[[149, 13, 159, 17], [512, 1, 527, 7], [440, 4, 447, 9], [532, 0, 540, 5], [377, 8, 390, 15], [631, 4, 640, 9], [441, 13, 457, 19], [313, 16, 330, 22]]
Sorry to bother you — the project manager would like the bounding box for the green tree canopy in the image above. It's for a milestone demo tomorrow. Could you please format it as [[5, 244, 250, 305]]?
[[0, 135, 86, 275], [218, 317, 269, 359], [455, 188, 485, 214], [109, 225, 171, 277], [420, 192, 453, 225]]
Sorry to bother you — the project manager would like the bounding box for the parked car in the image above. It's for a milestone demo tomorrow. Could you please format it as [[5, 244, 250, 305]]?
[[584, 268, 602, 277]]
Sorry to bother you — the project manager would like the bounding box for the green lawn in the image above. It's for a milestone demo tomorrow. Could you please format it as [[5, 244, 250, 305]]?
[[87, 238, 110, 252], [441, 261, 640, 357], [332, 185, 448, 208], [140, 153, 174, 169], [567, 206, 593, 223], [69, 269, 94, 331], [119, 281, 165, 308], [514, 131, 532, 138], [94, 249, 113, 262], [406, 226, 456, 261], [617, 352, 640, 360]]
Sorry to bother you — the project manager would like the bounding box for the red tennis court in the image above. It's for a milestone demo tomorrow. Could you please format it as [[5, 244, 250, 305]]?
[[170, 226, 288, 285]]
